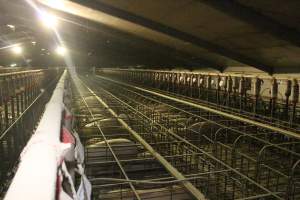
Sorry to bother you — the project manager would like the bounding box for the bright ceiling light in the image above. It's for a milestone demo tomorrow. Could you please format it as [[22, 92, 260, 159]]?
[[11, 46, 23, 55], [55, 46, 66, 56], [31, 41, 36, 45], [7, 24, 15, 30], [46, 0, 65, 9], [10, 63, 17, 67], [39, 11, 57, 28]]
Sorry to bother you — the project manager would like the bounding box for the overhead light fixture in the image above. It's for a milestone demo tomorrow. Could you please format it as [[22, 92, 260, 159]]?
[[11, 46, 23, 55], [39, 11, 58, 28], [31, 41, 36, 45], [7, 24, 15, 30], [46, 0, 65, 9], [41, 48, 46, 51], [10, 63, 17, 67], [55, 46, 66, 56]]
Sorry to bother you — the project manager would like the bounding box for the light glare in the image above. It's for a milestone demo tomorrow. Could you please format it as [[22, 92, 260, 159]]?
[[56, 46, 66, 56], [39, 11, 57, 28], [47, 0, 65, 9], [11, 46, 22, 55], [7, 24, 15, 30], [10, 63, 17, 67]]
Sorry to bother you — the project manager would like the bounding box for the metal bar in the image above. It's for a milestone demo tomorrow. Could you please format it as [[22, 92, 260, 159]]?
[[74, 79, 141, 200], [4, 70, 67, 200], [78, 78, 207, 200], [86, 153, 204, 166], [87, 75, 289, 199], [98, 69, 300, 130], [95, 76, 300, 160], [0, 70, 44, 77], [100, 68, 300, 80], [101, 75, 300, 140], [200, 0, 300, 49]]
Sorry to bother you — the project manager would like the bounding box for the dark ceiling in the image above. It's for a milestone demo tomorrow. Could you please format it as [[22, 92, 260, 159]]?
[[1, 0, 300, 74]]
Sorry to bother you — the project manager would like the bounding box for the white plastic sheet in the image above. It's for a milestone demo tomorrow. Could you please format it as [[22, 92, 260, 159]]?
[[77, 172, 92, 200]]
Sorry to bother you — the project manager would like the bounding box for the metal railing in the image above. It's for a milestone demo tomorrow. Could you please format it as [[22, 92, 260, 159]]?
[[0, 69, 63, 195], [72, 76, 207, 199], [98, 69, 300, 130], [3, 70, 67, 200], [80, 74, 300, 199], [0, 69, 62, 133]]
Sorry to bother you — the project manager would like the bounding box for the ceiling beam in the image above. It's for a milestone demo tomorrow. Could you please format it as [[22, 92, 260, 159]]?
[[198, 0, 300, 48], [71, 0, 274, 74], [60, 29, 219, 69], [37, 4, 223, 70]]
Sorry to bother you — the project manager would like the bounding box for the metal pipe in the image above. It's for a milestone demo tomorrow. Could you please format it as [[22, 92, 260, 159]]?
[[0, 70, 44, 77], [90, 169, 230, 185], [76, 81, 141, 200], [99, 69, 300, 130], [101, 76, 300, 139], [79, 79, 207, 200], [87, 76, 283, 199], [97, 76, 300, 157]]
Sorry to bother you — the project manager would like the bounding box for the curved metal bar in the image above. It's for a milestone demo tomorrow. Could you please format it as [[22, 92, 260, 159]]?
[[285, 159, 300, 199], [75, 80, 142, 200], [92, 77, 283, 199], [256, 142, 300, 180], [102, 69, 300, 131], [101, 75, 300, 153], [79, 79, 206, 200]]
